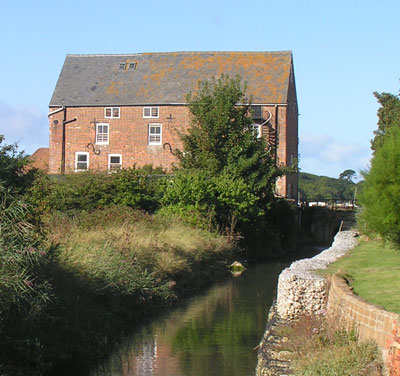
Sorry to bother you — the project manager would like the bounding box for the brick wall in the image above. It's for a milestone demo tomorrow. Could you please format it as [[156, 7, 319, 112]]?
[[48, 104, 296, 197], [49, 105, 189, 174], [327, 274, 400, 375]]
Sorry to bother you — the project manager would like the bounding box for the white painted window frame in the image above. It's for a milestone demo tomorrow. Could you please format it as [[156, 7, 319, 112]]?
[[108, 154, 122, 171], [148, 123, 162, 145], [104, 107, 120, 118], [75, 152, 89, 172], [143, 106, 159, 118], [96, 123, 109, 145]]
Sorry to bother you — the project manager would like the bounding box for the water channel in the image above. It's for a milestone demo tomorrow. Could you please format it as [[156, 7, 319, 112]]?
[[86, 262, 288, 376]]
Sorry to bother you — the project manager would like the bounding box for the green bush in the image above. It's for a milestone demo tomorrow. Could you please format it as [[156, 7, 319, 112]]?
[[28, 165, 165, 215], [359, 126, 400, 244], [159, 169, 263, 231], [0, 136, 38, 193]]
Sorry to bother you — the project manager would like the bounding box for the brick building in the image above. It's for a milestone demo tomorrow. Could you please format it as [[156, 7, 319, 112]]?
[[48, 51, 298, 199]]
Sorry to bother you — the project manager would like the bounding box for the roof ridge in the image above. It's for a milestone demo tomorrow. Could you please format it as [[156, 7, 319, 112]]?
[[66, 51, 292, 57]]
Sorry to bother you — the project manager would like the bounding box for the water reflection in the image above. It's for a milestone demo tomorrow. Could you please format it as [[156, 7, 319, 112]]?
[[90, 262, 286, 376]]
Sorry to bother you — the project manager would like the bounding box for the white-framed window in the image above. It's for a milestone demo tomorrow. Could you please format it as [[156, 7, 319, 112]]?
[[108, 154, 122, 171], [96, 123, 109, 145], [148, 124, 162, 145], [143, 107, 159, 118], [75, 152, 89, 172], [252, 123, 261, 138], [105, 107, 120, 118]]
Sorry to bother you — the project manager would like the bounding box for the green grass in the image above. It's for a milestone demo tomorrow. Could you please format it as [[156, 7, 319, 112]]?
[[324, 238, 400, 314]]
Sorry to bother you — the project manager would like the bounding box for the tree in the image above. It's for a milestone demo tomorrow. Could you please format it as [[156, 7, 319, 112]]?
[[359, 125, 400, 245], [339, 169, 356, 182], [371, 90, 400, 152], [164, 75, 296, 258], [0, 135, 36, 192], [177, 75, 281, 204]]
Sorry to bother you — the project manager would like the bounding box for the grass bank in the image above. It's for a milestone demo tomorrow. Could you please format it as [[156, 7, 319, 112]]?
[[324, 238, 400, 314], [0, 205, 238, 375]]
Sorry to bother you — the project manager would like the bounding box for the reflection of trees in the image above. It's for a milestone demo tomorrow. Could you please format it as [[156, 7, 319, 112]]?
[[90, 263, 284, 376]]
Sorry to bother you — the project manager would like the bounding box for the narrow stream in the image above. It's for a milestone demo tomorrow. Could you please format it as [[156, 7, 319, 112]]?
[[88, 262, 287, 376]]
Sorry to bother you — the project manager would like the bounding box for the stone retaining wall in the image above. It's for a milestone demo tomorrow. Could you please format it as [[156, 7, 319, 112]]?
[[276, 230, 358, 319], [271, 229, 400, 375]]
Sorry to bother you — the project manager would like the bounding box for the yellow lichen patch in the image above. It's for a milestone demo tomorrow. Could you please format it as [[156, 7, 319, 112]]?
[[107, 81, 123, 96]]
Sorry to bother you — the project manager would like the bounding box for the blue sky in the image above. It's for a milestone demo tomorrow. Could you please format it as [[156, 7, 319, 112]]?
[[0, 0, 399, 179]]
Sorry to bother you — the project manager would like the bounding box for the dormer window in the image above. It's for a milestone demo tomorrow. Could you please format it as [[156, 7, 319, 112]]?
[[143, 107, 159, 118], [105, 107, 120, 118], [118, 62, 127, 70], [128, 62, 137, 70]]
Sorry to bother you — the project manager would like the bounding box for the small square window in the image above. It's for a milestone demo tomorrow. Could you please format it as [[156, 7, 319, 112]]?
[[148, 124, 162, 145], [96, 123, 109, 144], [108, 154, 122, 171], [143, 107, 159, 118], [75, 152, 89, 172], [118, 62, 126, 70], [105, 107, 120, 118]]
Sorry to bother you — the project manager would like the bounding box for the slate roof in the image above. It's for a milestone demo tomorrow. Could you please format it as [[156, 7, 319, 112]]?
[[50, 51, 293, 107]]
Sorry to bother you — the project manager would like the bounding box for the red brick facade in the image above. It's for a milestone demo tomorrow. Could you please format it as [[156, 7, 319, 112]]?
[[48, 51, 299, 199], [49, 103, 298, 199]]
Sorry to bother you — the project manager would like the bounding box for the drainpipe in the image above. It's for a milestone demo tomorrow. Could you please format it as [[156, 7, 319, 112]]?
[[61, 112, 77, 173], [48, 106, 76, 173]]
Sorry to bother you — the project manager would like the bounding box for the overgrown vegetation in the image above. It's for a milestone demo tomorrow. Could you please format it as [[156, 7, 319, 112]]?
[[168, 75, 297, 257], [0, 76, 300, 374], [277, 315, 382, 376]]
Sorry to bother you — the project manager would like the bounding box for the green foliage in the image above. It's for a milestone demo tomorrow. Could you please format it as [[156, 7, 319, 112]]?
[[299, 172, 357, 201], [0, 186, 54, 375], [168, 75, 285, 248], [28, 165, 164, 215], [371, 90, 400, 152], [359, 126, 400, 244], [159, 169, 262, 229], [177, 75, 281, 203], [0, 135, 37, 193]]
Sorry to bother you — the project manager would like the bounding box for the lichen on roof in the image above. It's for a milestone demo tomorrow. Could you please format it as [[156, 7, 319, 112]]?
[[50, 51, 294, 106]]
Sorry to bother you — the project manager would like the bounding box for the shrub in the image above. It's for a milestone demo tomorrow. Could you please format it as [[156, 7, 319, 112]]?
[[0, 135, 37, 193], [359, 126, 400, 245], [28, 165, 165, 215]]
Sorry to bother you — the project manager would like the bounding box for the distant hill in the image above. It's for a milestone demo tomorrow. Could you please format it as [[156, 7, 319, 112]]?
[[299, 172, 360, 202]]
